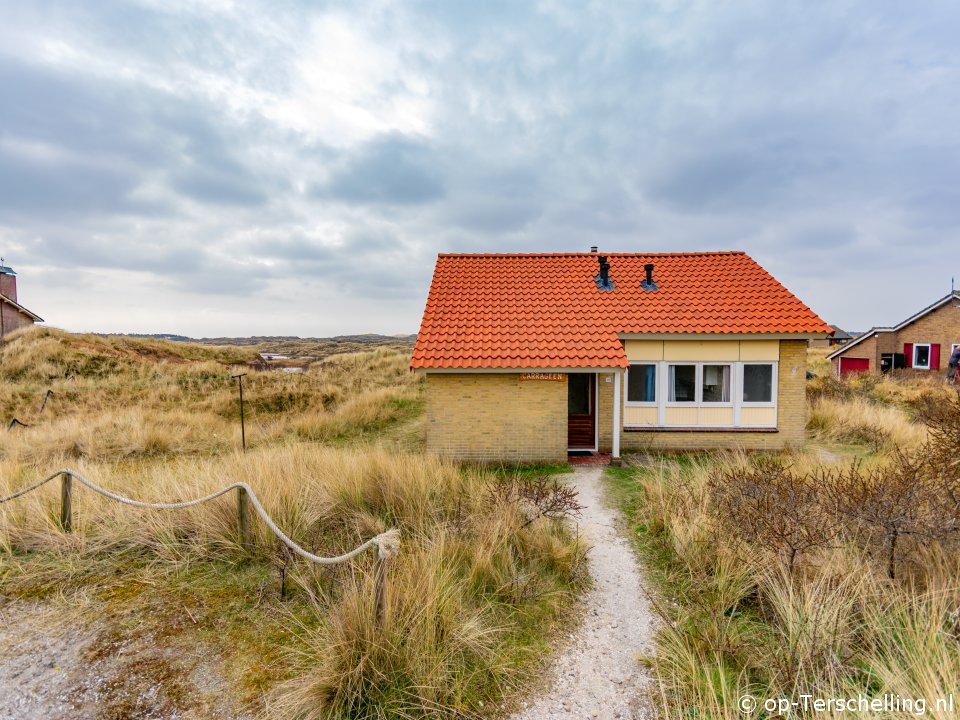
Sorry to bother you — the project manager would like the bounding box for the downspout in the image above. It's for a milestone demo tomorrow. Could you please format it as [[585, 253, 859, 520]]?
[[612, 371, 621, 460]]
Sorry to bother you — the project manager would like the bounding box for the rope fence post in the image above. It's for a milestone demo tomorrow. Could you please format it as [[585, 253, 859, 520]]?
[[60, 471, 72, 532], [237, 486, 250, 551], [374, 552, 387, 624], [373, 530, 400, 625]]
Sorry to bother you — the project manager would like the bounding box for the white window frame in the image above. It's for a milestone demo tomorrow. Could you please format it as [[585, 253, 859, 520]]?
[[622, 360, 778, 429], [740, 362, 778, 408], [913, 343, 931, 370], [700, 363, 734, 406], [624, 363, 658, 406]]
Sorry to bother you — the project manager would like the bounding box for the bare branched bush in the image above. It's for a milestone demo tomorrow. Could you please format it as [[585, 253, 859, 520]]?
[[488, 474, 585, 529], [822, 452, 959, 580], [709, 458, 840, 573]]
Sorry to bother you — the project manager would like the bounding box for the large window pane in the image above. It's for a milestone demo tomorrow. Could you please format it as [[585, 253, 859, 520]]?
[[913, 344, 930, 369], [743, 364, 773, 403], [702, 364, 731, 403], [627, 364, 656, 403], [669, 365, 696, 402]]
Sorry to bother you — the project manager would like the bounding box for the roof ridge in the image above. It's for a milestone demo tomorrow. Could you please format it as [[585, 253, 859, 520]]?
[[437, 250, 747, 258]]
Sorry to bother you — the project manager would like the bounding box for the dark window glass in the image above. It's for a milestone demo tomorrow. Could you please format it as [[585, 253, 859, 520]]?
[[702, 365, 731, 402], [743, 364, 773, 403], [568, 374, 591, 414], [669, 365, 696, 402], [914, 345, 930, 368], [627, 364, 656, 402]]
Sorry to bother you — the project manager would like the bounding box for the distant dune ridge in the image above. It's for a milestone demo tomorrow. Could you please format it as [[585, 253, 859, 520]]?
[[99, 332, 418, 345]]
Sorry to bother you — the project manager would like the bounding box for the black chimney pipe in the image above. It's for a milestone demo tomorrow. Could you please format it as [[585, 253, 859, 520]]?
[[595, 255, 614, 291], [641, 263, 658, 292]]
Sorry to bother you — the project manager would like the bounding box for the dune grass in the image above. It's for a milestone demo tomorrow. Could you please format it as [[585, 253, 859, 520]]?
[[0, 326, 586, 719], [608, 366, 960, 718]]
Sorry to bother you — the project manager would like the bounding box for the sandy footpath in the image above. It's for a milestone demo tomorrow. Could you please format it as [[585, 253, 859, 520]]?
[[0, 600, 245, 720], [511, 465, 658, 720]]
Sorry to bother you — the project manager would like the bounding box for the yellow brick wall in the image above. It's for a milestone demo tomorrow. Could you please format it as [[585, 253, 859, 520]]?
[[425, 373, 567, 462], [425, 341, 809, 461], [598, 372, 614, 453], [618, 340, 808, 451]]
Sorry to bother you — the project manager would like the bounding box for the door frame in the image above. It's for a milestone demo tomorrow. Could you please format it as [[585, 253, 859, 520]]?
[[567, 372, 599, 452]]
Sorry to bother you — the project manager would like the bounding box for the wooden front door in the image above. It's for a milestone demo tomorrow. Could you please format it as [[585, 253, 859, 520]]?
[[567, 373, 596, 449]]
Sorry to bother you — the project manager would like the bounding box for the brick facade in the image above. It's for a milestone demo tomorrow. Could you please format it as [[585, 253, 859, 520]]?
[[0, 301, 32, 337], [425, 373, 567, 462], [0, 270, 40, 338], [425, 340, 808, 461], [830, 295, 960, 375]]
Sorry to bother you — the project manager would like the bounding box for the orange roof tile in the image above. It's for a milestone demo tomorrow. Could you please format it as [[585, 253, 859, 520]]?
[[411, 252, 831, 370]]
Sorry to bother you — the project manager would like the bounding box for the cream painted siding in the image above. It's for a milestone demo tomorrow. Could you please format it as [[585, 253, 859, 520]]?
[[625, 339, 780, 361], [740, 340, 780, 361], [665, 407, 698, 425], [623, 340, 664, 361], [663, 340, 740, 361], [700, 407, 735, 426], [742, 407, 776, 426], [624, 406, 658, 425]]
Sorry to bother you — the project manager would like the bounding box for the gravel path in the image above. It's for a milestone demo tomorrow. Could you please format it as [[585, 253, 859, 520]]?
[[512, 465, 657, 720], [0, 600, 246, 720]]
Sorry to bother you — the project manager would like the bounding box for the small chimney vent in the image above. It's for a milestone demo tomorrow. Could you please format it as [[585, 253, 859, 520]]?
[[594, 255, 615, 292], [590, 246, 598, 253], [641, 263, 658, 292]]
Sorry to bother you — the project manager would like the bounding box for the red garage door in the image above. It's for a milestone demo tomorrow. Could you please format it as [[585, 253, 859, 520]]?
[[839, 357, 870, 376]]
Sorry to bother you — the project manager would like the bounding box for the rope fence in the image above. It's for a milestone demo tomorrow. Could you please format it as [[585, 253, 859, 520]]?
[[0, 469, 400, 620]]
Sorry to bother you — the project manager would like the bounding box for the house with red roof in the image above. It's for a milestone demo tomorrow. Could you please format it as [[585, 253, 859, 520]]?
[[411, 250, 831, 463]]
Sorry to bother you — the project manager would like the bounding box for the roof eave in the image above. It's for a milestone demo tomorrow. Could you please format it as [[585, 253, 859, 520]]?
[[0, 293, 43, 322]]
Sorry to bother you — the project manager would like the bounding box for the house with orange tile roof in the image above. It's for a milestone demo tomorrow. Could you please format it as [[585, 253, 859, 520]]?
[[411, 250, 831, 463]]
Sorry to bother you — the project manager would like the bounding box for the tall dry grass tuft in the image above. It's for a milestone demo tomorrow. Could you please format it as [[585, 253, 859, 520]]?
[[807, 396, 928, 450]]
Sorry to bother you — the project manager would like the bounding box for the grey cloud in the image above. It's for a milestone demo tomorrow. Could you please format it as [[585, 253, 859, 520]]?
[[1, 0, 959, 335], [316, 135, 445, 205], [0, 147, 141, 218]]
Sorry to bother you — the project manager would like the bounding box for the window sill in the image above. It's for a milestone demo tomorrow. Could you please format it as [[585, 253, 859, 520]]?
[[623, 426, 779, 433]]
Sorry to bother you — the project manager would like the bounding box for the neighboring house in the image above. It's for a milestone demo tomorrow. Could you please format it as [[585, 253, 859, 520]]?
[[809, 325, 853, 348], [0, 263, 43, 339], [411, 251, 831, 463], [827, 291, 960, 376]]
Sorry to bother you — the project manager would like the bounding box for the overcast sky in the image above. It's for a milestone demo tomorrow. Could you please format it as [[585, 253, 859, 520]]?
[[1, 0, 958, 336]]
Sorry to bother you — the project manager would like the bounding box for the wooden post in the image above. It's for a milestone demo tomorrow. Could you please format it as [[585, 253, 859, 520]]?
[[231, 373, 247, 452], [237, 486, 250, 551], [61, 472, 72, 533], [374, 553, 388, 625]]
